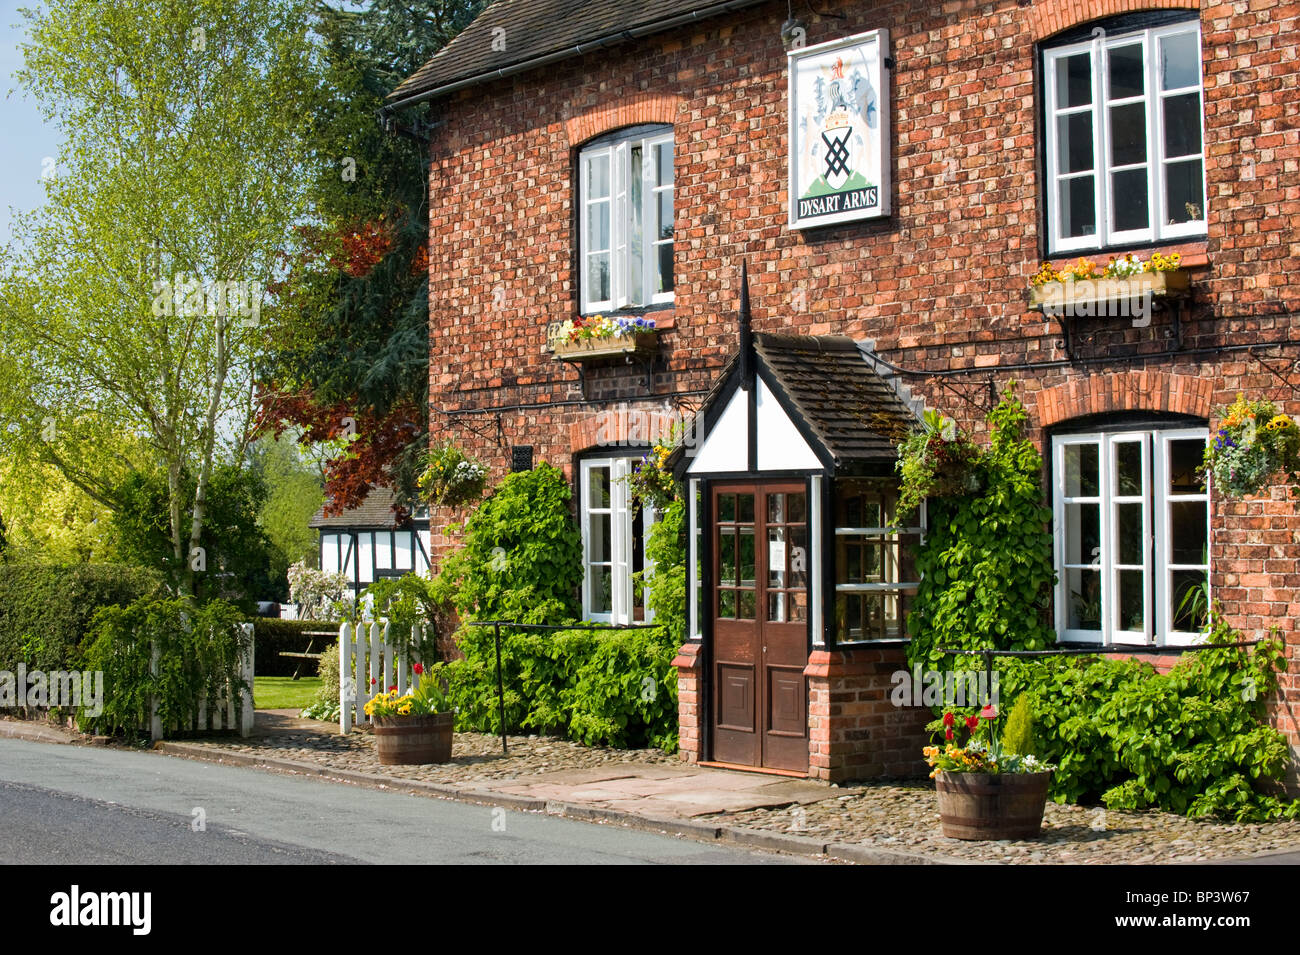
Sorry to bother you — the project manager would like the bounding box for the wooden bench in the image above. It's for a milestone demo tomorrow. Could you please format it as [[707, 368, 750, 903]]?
[[278, 630, 336, 680]]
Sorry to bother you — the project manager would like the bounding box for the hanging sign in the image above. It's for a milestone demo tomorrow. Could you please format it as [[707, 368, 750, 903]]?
[[788, 29, 891, 229]]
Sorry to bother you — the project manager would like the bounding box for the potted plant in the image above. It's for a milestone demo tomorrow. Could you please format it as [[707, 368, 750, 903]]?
[[1202, 394, 1300, 498], [364, 663, 454, 765], [549, 314, 657, 360], [924, 695, 1054, 840], [1027, 251, 1189, 312]]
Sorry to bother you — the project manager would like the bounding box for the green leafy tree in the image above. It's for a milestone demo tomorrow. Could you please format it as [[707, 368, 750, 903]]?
[[250, 432, 325, 576], [259, 0, 489, 513], [0, 0, 317, 596]]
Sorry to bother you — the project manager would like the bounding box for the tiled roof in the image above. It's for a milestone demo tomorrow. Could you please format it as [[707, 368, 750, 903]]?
[[754, 333, 920, 465], [308, 487, 428, 530], [389, 0, 767, 103]]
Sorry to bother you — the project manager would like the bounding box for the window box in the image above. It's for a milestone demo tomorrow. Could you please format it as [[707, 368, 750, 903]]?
[[550, 329, 657, 361], [1028, 267, 1190, 312]]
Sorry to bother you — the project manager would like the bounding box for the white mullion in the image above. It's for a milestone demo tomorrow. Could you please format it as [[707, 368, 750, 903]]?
[[1158, 428, 1212, 645], [1091, 35, 1106, 250], [612, 141, 629, 309]]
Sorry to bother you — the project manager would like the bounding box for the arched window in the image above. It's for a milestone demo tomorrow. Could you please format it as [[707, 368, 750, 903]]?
[[1051, 414, 1209, 646], [577, 124, 674, 314], [1040, 11, 1206, 254]]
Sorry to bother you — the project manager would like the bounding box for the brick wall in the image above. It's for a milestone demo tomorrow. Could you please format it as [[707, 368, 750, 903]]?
[[424, 0, 1300, 770]]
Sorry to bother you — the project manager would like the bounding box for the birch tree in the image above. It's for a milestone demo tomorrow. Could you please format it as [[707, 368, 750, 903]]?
[[0, 0, 316, 594]]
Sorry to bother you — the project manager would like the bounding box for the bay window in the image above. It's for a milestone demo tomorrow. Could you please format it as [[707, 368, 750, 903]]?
[[1053, 427, 1210, 645], [1042, 15, 1206, 254], [578, 125, 674, 314], [580, 456, 657, 624], [833, 480, 922, 642]]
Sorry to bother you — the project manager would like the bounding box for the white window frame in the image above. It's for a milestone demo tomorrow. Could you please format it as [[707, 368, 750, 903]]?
[[1052, 428, 1210, 646], [1043, 19, 1207, 254], [579, 456, 658, 624], [578, 128, 674, 314]]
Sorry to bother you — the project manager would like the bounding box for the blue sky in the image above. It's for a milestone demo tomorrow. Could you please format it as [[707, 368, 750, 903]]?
[[0, 1, 57, 243]]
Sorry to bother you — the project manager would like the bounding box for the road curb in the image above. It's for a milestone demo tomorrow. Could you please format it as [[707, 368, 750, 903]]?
[[0, 719, 79, 745], [149, 740, 971, 863]]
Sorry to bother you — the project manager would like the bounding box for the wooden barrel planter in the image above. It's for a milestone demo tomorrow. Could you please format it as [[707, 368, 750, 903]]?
[[934, 771, 1052, 840], [373, 713, 454, 765]]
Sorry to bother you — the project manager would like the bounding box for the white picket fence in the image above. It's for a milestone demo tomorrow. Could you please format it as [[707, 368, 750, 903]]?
[[337, 620, 424, 733], [149, 622, 255, 740]]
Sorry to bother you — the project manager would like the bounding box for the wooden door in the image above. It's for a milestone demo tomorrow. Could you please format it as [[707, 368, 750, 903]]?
[[710, 483, 810, 772]]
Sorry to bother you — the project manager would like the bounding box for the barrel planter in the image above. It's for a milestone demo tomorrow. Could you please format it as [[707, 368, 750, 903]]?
[[934, 771, 1052, 840], [373, 712, 454, 765]]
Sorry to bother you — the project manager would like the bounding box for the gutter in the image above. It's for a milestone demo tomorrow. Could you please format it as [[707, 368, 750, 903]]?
[[381, 0, 770, 114]]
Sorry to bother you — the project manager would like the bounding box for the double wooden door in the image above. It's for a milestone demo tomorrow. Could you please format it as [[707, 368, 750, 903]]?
[[710, 483, 810, 772]]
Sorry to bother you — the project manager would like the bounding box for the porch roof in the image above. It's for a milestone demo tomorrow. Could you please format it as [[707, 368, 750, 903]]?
[[308, 487, 428, 530], [752, 334, 919, 466], [677, 332, 921, 475]]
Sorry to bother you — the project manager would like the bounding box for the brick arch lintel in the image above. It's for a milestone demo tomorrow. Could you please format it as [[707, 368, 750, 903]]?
[[569, 406, 680, 453], [1028, 0, 1200, 44], [564, 92, 684, 147], [1033, 370, 1213, 430]]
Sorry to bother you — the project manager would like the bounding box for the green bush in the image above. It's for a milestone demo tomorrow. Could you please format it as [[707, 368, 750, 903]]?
[[997, 622, 1298, 821], [643, 498, 687, 647], [1000, 694, 1036, 757], [80, 596, 252, 738], [429, 462, 582, 625], [252, 618, 337, 676], [0, 563, 163, 672], [905, 387, 1057, 674], [435, 625, 679, 751]]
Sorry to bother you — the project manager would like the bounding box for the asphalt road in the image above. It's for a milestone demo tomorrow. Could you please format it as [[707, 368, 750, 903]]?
[[0, 739, 805, 865]]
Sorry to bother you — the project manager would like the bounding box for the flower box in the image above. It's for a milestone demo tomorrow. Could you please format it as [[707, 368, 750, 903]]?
[[1028, 269, 1190, 313], [550, 331, 657, 360]]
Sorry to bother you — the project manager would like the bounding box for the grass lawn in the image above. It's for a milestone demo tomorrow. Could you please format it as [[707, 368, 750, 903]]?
[[254, 676, 322, 711]]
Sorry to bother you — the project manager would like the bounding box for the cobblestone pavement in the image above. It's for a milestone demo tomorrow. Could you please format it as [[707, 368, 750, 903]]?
[[182, 715, 1300, 863], [715, 782, 1300, 864]]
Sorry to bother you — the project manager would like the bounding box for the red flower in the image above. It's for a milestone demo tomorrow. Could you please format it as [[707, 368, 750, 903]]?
[[965, 715, 979, 731], [944, 728, 954, 741], [412, 662, 424, 676], [942, 712, 955, 727], [981, 704, 998, 720], [370, 678, 377, 685], [389, 685, 398, 693]]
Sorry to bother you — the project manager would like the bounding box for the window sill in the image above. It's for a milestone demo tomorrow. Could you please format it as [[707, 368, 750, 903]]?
[[1045, 239, 1209, 270]]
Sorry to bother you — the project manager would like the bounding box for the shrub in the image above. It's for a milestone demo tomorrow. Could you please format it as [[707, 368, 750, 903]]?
[[643, 497, 687, 647], [301, 640, 342, 723], [1000, 694, 1036, 757], [287, 561, 350, 620], [435, 624, 679, 751], [997, 620, 1298, 821], [429, 462, 582, 625], [80, 596, 251, 738], [905, 385, 1057, 676], [0, 563, 163, 673]]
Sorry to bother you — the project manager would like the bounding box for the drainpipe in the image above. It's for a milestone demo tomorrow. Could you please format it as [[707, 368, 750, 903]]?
[[380, 0, 769, 115]]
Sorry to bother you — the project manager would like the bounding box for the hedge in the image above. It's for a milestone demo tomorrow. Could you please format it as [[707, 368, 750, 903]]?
[[0, 563, 164, 672], [251, 618, 338, 677], [435, 624, 680, 752]]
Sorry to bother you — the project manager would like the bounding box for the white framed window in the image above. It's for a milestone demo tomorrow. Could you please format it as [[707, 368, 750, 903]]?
[[833, 480, 923, 643], [1043, 17, 1206, 254], [579, 456, 658, 624], [1053, 427, 1210, 646], [578, 126, 674, 314]]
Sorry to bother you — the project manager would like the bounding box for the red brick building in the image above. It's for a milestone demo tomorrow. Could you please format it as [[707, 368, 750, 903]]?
[[386, 0, 1299, 783]]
